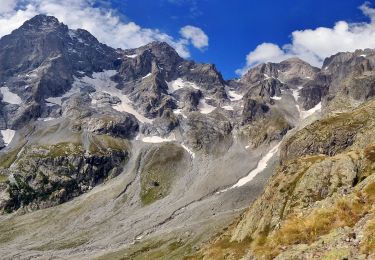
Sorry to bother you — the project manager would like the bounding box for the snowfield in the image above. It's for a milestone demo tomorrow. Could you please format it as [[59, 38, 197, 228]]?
[[225, 86, 243, 101], [1, 129, 15, 146], [271, 95, 282, 101], [222, 105, 234, 111], [0, 87, 22, 105], [301, 102, 322, 119], [166, 78, 200, 93], [141, 134, 176, 143], [125, 54, 138, 59], [198, 98, 216, 114], [181, 143, 195, 158], [220, 142, 281, 193], [49, 70, 153, 124], [142, 73, 152, 80]]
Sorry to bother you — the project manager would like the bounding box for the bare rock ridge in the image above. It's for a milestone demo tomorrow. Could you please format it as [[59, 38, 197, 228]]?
[[1, 14, 375, 259]]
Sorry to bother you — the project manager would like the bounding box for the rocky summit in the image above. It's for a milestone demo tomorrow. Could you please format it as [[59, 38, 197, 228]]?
[[0, 15, 375, 259]]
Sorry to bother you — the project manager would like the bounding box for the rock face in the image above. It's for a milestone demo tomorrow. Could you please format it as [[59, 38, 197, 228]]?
[[0, 15, 238, 213], [0, 137, 129, 213]]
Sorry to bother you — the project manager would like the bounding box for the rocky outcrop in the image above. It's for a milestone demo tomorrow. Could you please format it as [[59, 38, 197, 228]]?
[[240, 58, 320, 87], [321, 49, 375, 113], [0, 136, 130, 213], [182, 112, 233, 153]]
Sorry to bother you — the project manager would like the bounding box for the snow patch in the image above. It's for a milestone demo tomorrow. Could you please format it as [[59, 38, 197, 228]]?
[[220, 143, 281, 193], [173, 109, 182, 114], [225, 86, 243, 101], [301, 102, 322, 119], [142, 73, 152, 80], [1, 129, 15, 146], [271, 96, 282, 101], [166, 78, 200, 93], [181, 143, 195, 158], [75, 70, 153, 124], [142, 134, 176, 143], [173, 109, 187, 119], [292, 86, 303, 102], [222, 105, 234, 111], [37, 117, 56, 122], [198, 99, 216, 114], [126, 54, 138, 59], [360, 54, 367, 57], [0, 87, 22, 105], [291, 87, 321, 119]]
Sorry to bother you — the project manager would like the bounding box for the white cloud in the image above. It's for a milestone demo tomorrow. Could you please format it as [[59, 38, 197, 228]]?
[[235, 43, 293, 75], [237, 2, 375, 75], [0, 0, 17, 13], [0, 0, 209, 58], [180, 25, 208, 49]]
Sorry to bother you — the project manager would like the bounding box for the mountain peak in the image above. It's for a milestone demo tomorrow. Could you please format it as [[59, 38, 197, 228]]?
[[139, 41, 182, 57], [20, 14, 65, 32]]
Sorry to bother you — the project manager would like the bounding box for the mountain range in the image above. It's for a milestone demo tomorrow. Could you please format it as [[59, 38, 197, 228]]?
[[0, 15, 375, 259]]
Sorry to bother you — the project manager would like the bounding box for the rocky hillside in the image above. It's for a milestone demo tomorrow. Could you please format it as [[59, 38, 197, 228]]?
[[195, 51, 375, 259], [1, 14, 375, 260]]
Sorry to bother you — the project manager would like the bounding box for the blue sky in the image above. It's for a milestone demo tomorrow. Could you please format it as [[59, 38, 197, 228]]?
[[109, 0, 373, 78], [1, 0, 375, 79]]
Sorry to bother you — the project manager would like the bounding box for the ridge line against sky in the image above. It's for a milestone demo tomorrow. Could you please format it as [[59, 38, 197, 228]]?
[[0, 0, 375, 78], [237, 1, 375, 75], [0, 0, 209, 59]]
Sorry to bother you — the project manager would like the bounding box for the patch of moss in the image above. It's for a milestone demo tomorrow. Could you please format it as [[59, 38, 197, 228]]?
[[96, 239, 166, 260], [140, 143, 185, 206], [0, 144, 24, 168], [89, 135, 130, 155], [97, 236, 202, 260], [322, 248, 351, 260], [34, 237, 89, 251], [27, 142, 84, 158], [0, 174, 8, 183]]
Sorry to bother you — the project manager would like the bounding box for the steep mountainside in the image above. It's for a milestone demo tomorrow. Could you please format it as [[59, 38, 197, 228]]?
[[195, 52, 375, 259], [1, 14, 375, 260]]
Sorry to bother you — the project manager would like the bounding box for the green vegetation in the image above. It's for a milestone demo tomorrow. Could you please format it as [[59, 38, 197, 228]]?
[[89, 135, 130, 155], [322, 248, 351, 260], [24, 142, 84, 159], [0, 144, 25, 168], [96, 236, 202, 260], [0, 174, 8, 183], [34, 237, 89, 251], [140, 143, 185, 206]]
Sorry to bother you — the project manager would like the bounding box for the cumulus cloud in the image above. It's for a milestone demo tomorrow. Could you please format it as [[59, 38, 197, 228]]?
[[237, 2, 375, 75], [180, 25, 208, 49], [0, 0, 17, 13], [0, 0, 209, 58]]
